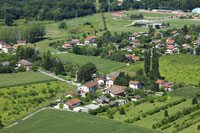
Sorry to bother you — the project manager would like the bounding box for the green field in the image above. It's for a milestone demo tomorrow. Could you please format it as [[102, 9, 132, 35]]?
[[0, 72, 56, 88], [58, 53, 126, 74], [0, 81, 76, 126], [171, 87, 200, 98], [121, 54, 200, 85], [123, 11, 177, 18], [0, 109, 159, 133], [156, 19, 200, 27]]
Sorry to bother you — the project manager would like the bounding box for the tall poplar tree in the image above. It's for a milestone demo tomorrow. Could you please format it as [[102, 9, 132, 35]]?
[[144, 49, 151, 77], [151, 48, 161, 79]]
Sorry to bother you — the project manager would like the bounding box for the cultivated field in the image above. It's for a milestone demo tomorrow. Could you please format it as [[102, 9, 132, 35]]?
[[121, 54, 200, 85], [0, 109, 159, 133], [0, 81, 76, 126], [0, 72, 56, 88], [57, 53, 126, 74]]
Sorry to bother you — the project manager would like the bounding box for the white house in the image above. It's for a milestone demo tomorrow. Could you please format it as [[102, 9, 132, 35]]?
[[96, 78, 104, 86], [2, 45, 13, 53], [129, 80, 142, 89], [79, 81, 98, 95], [62, 43, 72, 49], [84, 36, 98, 44], [166, 45, 179, 54], [155, 79, 167, 88], [171, 30, 179, 37], [106, 78, 115, 88]]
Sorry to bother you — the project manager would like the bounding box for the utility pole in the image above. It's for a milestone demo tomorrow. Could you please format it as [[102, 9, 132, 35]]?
[[108, 0, 111, 13], [18, 30, 21, 42], [75, 12, 78, 38]]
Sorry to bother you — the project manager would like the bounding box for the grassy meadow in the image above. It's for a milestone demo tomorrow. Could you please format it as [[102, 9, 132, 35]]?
[[121, 54, 200, 85], [0, 81, 76, 126], [0, 109, 159, 133], [57, 53, 126, 74], [0, 72, 56, 88]]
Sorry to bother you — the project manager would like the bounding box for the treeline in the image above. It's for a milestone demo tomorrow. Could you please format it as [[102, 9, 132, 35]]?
[[0, 24, 45, 44], [0, 0, 96, 21], [99, 0, 200, 12]]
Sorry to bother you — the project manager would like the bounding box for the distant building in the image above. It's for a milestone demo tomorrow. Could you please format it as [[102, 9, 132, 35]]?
[[108, 85, 126, 97], [65, 98, 81, 108], [17, 40, 26, 45], [79, 81, 98, 95], [62, 43, 72, 49], [192, 8, 200, 14], [18, 59, 33, 71], [129, 80, 142, 89], [84, 36, 98, 44]]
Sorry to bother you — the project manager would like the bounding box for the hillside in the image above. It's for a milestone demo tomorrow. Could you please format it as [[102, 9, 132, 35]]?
[[0, 109, 159, 133], [121, 54, 200, 85]]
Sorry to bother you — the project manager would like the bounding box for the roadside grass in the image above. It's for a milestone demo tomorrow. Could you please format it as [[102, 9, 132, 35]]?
[[121, 54, 200, 85], [57, 53, 126, 74], [0, 109, 160, 133], [0, 72, 56, 88], [0, 81, 76, 126]]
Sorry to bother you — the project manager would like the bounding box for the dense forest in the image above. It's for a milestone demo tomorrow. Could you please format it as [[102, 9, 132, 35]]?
[[0, 0, 96, 21], [99, 0, 200, 12], [0, 0, 200, 22]]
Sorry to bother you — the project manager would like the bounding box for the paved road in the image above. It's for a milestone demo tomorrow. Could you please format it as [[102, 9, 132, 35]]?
[[38, 70, 81, 88]]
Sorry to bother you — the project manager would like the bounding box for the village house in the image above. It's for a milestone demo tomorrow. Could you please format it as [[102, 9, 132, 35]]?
[[121, 46, 133, 52], [155, 79, 167, 88], [166, 45, 179, 54], [131, 95, 142, 101], [79, 81, 98, 95], [131, 40, 142, 48], [106, 78, 115, 88], [184, 35, 191, 40], [128, 32, 148, 41], [66, 91, 80, 98], [0, 41, 7, 49], [129, 80, 142, 89], [84, 36, 98, 44], [163, 82, 173, 92], [171, 30, 179, 36], [166, 39, 177, 46], [17, 40, 27, 45], [193, 39, 200, 46], [62, 43, 72, 49], [108, 85, 127, 97], [152, 39, 162, 44], [106, 72, 119, 80], [18, 59, 33, 71], [182, 44, 190, 49], [66, 39, 80, 46], [1, 61, 9, 66], [156, 44, 165, 49], [95, 95, 110, 104], [65, 98, 81, 109], [154, 31, 161, 36], [2, 45, 13, 53], [96, 78, 104, 86]]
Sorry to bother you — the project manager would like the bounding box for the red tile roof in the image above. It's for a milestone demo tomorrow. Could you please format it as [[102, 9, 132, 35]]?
[[129, 80, 140, 85], [171, 30, 178, 34], [65, 98, 81, 107], [85, 36, 98, 41], [62, 44, 72, 47], [166, 39, 175, 45], [167, 45, 176, 50], [155, 80, 165, 84], [154, 32, 161, 34]]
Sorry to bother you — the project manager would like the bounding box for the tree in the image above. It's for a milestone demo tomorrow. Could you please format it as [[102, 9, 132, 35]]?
[[59, 22, 67, 29], [151, 48, 161, 79], [0, 115, 3, 128], [182, 25, 188, 35], [77, 62, 97, 82], [165, 110, 168, 117], [42, 51, 53, 71], [5, 14, 14, 26], [196, 46, 200, 55], [197, 125, 200, 130], [59, 103, 63, 109], [144, 49, 151, 77], [192, 98, 198, 105], [114, 72, 129, 86], [55, 60, 64, 75], [119, 107, 126, 115]]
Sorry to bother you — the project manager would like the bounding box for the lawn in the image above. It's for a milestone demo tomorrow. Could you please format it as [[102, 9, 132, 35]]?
[[0, 81, 76, 126], [0, 72, 56, 88], [121, 54, 200, 85], [123, 11, 177, 18], [57, 53, 126, 74], [171, 87, 200, 98], [0, 109, 159, 133]]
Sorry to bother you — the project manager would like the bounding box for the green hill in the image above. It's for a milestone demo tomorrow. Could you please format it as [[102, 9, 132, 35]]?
[[0, 109, 159, 133], [121, 54, 200, 85]]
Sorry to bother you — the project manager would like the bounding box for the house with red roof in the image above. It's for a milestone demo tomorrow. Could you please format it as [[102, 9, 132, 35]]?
[[156, 44, 165, 49], [2, 45, 13, 53], [155, 79, 167, 88], [171, 30, 179, 36], [84, 36, 98, 44], [17, 40, 27, 45], [79, 81, 98, 95], [155, 79, 173, 91], [166, 39, 177, 46], [154, 32, 161, 36], [62, 43, 72, 49], [166, 45, 179, 54], [129, 80, 142, 89], [65, 98, 81, 108]]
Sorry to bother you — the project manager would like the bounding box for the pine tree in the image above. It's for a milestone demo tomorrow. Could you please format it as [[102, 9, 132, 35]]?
[[182, 25, 188, 35], [144, 49, 151, 77], [151, 48, 160, 79], [55, 60, 64, 75], [165, 110, 168, 117]]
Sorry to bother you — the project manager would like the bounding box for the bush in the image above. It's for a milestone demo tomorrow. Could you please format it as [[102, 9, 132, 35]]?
[[119, 107, 126, 115]]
